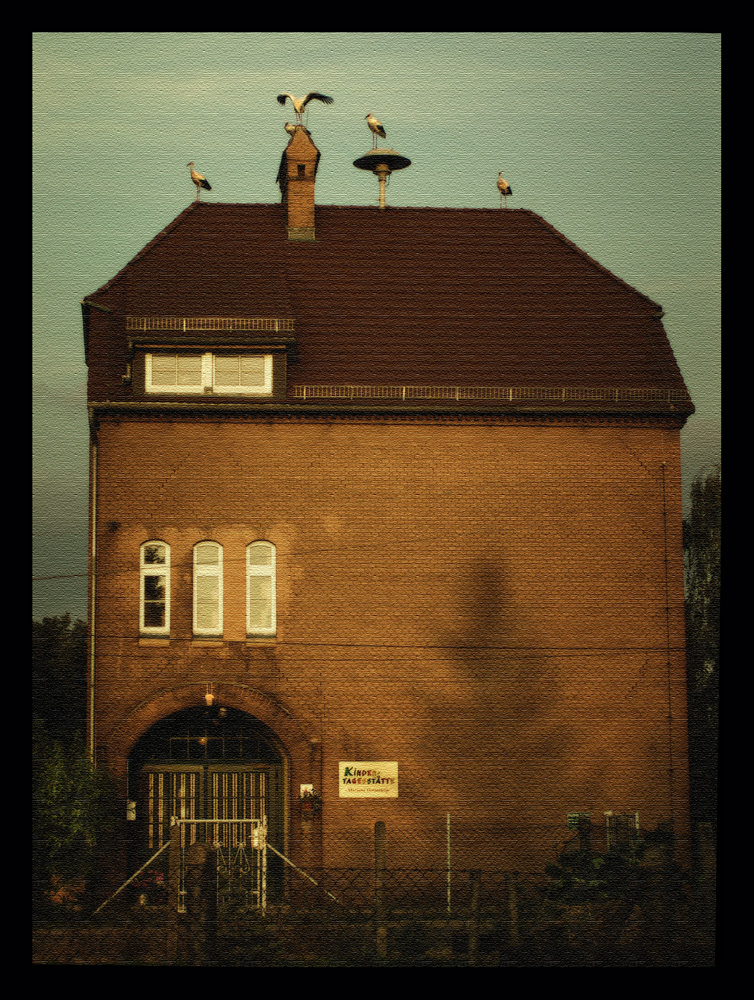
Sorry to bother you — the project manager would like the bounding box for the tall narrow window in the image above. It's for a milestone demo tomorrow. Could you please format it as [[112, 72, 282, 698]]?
[[140, 541, 170, 634], [247, 542, 276, 636], [194, 542, 223, 635]]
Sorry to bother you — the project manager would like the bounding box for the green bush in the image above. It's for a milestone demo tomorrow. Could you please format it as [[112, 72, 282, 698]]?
[[32, 720, 119, 916], [534, 824, 696, 963]]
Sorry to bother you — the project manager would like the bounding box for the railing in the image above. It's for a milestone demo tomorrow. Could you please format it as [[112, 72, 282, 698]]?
[[126, 316, 294, 333], [291, 384, 692, 403]]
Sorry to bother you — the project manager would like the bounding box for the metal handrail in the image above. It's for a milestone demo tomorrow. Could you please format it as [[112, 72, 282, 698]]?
[[92, 841, 170, 915]]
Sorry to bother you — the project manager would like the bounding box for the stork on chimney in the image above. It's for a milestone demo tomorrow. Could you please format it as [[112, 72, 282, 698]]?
[[276, 125, 321, 241]]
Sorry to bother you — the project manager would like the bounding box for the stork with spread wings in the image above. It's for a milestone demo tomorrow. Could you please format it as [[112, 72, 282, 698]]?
[[277, 92, 334, 124]]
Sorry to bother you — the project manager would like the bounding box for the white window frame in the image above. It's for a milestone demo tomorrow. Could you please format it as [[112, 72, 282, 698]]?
[[604, 811, 640, 849], [145, 353, 207, 394], [145, 352, 273, 396], [246, 541, 276, 637], [212, 353, 273, 395], [566, 811, 591, 830], [193, 541, 224, 636], [140, 541, 170, 635]]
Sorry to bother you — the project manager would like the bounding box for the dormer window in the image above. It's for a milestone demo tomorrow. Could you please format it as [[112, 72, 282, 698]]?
[[145, 352, 273, 396]]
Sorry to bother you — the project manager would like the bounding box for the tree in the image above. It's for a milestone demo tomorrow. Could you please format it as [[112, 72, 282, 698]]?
[[32, 615, 118, 916], [683, 465, 720, 830], [32, 614, 87, 743], [33, 720, 119, 916]]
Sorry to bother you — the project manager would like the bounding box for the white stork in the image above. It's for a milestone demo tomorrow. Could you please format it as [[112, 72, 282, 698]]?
[[497, 173, 512, 208], [366, 112, 386, 148], [187, 161, 212, 201], [276, 91, 333, 124]]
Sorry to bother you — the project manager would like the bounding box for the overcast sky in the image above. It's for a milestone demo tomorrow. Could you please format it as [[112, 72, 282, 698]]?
[[33, 32, 721, 621]]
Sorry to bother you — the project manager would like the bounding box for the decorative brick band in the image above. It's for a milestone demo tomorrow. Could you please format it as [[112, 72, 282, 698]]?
[[89, 402, 688, 429]]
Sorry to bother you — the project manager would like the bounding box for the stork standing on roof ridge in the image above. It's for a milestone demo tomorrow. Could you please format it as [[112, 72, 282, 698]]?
[[277, 92, 334, 124], [497, 173, 512, 208], [188, 162, 212, 201], [366, 113, 386, 148]]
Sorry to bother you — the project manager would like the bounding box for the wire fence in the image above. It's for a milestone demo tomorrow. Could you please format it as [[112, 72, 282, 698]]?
[[37, 817, 715, 966], [279, 865, 532, 914]]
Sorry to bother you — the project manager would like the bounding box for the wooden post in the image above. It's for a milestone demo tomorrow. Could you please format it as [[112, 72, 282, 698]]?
[[698, 821, 717, 923], [184, 842, 215, 966], [166, 822, 181, 964], [374, 821, 387, 961], [468, 870, 481, 966], [578, 816, 592, 853], [506, 872, 519, 951]]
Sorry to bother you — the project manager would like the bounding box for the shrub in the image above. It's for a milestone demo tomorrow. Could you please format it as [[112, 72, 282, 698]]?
[[32, 720, 119, 917]]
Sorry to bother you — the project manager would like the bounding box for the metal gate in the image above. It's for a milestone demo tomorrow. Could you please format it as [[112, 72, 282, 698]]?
[[173, 817, 268, 913], [142, 765, 270, 912]]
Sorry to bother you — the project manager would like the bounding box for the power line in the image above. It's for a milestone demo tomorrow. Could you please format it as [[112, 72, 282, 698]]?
[[78, 631, 688, 654], [33, 524, 676, 583]]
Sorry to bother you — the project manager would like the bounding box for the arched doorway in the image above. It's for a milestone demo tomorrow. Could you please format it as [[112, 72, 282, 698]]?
[[127, 704, 286, 901]]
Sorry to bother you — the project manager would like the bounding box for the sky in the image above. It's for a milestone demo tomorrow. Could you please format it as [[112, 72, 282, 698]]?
[[33, 32, 721, 621]]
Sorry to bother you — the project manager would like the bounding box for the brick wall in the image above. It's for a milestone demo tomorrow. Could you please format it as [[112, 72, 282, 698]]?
[[90, 413, 690, 872]]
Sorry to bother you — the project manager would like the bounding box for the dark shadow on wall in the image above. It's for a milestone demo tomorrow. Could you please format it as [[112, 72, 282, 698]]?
[[418, 555, 583, 868]]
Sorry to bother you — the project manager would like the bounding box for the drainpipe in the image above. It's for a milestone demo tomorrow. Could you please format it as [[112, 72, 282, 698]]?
[[88, 439, 97, 762], [660, 460, 675, 823]]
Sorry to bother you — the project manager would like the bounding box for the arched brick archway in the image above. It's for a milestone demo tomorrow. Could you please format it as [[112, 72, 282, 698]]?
[[97, 682, 322, 884], [100, 683, 323, 874], [104, 682, 319, 783]]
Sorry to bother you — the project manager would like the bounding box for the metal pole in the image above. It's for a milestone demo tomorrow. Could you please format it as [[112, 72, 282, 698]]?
[[265, 843, 341, 904], [92, 841, 170, 915], [375, 821, 387, 960], [375, 165, 390, 210], [447, 813, 451, 914], [468, 870, 480, 966]]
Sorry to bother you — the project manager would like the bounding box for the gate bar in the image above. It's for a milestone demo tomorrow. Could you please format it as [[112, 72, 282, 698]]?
[[92, 841, 171, 915], [172, 818, 268, 914], [265, 843, 342, 904]]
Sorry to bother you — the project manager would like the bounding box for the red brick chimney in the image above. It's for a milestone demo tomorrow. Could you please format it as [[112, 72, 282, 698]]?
[[277, 126, 320, 241]]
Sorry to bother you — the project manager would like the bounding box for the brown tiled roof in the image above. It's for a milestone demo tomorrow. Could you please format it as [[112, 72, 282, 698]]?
[[86, 204, 295, 319], [84, 202, 693, 412]]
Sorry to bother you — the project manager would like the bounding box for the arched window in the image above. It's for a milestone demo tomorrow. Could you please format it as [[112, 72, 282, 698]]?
[[193, 541, 223, 635], [247, 541, 276, 636], [140, 541, 170, 634]]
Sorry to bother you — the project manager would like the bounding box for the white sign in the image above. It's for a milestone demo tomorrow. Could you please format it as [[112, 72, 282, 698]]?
[[339, 761, 398, 798]]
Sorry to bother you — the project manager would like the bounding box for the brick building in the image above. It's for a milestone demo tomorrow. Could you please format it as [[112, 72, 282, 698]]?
[[82, 127, 694, 893]]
